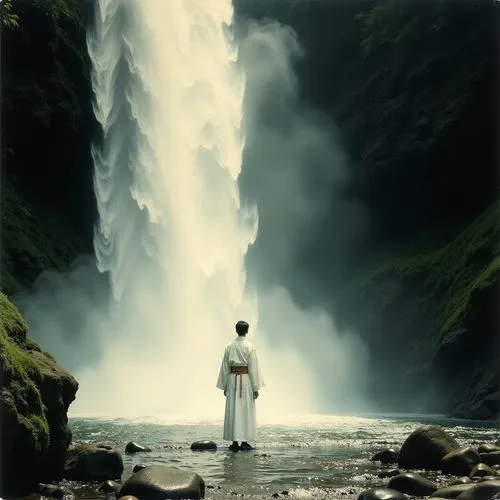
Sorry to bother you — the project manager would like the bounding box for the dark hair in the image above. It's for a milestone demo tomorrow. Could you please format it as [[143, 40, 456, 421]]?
[[235, 320, 249, 335]]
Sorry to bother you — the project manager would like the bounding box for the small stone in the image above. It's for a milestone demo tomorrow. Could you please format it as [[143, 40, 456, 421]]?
[[470, 463, 494, 478], [99, 480, 121, 494], [125, 441, 152, 453], [133, 464, 148, 473], [371, 448, 399, 464], [477, 444, 500, 454], [449, 477, 472, 486], [378, 469, 400, 478], [190, 440, 217, 451]]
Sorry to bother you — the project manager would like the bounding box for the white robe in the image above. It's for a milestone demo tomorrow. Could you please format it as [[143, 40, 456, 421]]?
[[216, 336, 264, 442]]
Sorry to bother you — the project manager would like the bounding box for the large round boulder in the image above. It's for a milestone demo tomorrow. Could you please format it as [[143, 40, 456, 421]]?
[[398, 425, 460, 470], [125, 442, 152, 453], [357, 487, 407, 500], [440, 447, 480, 476], [479, 451, 500, 466], [190, 441, 217, 451], [477, 443, 500, 454], [455, 480, 500, 500], [64, 444, 123, 481], [371, 449, 399, 464], [431, 483, 474, 498], [469, 463, 494, 479], [388, 473, 438, 496], [119, 465, 205, 499]]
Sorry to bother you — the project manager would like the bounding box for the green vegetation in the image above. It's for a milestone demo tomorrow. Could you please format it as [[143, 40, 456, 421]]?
[[1, 0, 19, 28], [338, 199, 499, 356], [0, 292, 50, 453]]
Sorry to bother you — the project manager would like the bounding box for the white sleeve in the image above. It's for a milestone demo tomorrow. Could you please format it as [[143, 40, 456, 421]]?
[[248, 348, 264, 391], [216, 347, 230, 390]]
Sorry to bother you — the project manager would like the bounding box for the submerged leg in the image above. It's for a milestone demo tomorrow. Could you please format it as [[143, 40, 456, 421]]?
[[229, 441, 240, 451]]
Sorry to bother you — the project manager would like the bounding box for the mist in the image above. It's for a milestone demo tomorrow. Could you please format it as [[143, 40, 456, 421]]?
[[14, 0, 371, 419]]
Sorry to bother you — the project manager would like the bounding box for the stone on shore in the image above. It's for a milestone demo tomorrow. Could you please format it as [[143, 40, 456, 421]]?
[[449, 477, 472, 486], [125, 441, 152, 453], [357, 487, 407, 500], [191, 440, 217, 451], [64, 443, 123, 481], [388, 473, 438, 496], [455, 480, 500, 500], [99, 480, 121, 494], [371, 449, 399, 464], [477, 443, 500, 454], [469, 463, 494, 478], [119, 464, 205, 499], [398, 425, 460, 470], [479, 451, 500, 466], [133, 464, 148, 473], [431, 483, 475, 498], [440, 447, 480, 476], [39, 483, 74, 498]]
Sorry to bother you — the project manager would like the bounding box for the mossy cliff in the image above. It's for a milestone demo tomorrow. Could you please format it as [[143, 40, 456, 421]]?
[[0, 292, 78, 497]]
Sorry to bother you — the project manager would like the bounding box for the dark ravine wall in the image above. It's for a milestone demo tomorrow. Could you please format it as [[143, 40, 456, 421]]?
[[0, 0, 498, 421]]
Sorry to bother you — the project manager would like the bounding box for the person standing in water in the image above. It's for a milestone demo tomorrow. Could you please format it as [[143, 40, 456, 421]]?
[[217, 320, 264, 451]]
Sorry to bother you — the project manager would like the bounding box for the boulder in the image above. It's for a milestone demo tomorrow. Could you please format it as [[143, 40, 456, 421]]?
[[477, 443, 500, 454], [431, 483, 475, 498], [64, 443, 123, 481], [449, 477, 472, 486], [119, 465, 205, 499], [0, 293, 78, 497], [455, 480, 500, 500], [469, 463, 494, 479], [378, 469, 400, 478], [125, 441, 152, 453], [191, 440, 217, 451], [371, 449, 399, 464], [388, 473, 438, 496], [357, 487, 407, 500], [99, 480, 121, 494], [479, 451, 500, 466], [398, 425, 460, 470], [39, 483, 74, 498], [441, 447, 480, 476]]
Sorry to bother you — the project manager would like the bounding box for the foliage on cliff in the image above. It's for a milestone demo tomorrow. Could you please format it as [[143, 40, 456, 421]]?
[[0, 292, 78, 495]]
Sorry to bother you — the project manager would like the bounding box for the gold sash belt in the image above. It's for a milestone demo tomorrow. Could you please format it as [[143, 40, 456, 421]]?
[[230, 366, 248, 398]]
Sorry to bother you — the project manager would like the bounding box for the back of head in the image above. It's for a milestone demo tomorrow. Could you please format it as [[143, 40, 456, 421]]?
[[235, 320, 249, 336]]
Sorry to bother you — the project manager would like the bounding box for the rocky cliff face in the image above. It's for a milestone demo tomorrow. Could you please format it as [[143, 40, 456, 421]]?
[[0, 292, 78, 496]]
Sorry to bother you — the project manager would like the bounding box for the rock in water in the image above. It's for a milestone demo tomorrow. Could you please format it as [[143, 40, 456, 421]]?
[[64, 444, 123, 481], [449, 477, 472, 486], [99, 480, 121, 494], [455, 480, 500, 500], [477, 443, 500, 454], [371, 449, 400, 464], [479, 451, 500, 466], [119, 465, 205, 499], [133, 464, 148, 473], [0, 293, 78, 497], [357, 487, 407, 500], [125, 442, 152, 453], [398, 425, 460, 470], [431, 484, 475, 498], [469, 463, 494, 478], [441, 447, 480, 476], [388, 473, 438, 496], [39, 483, 74, 498], [191, 440, 217, 451]]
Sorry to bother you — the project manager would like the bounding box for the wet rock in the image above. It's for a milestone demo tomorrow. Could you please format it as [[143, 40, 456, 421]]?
[[64, 443, 123, 481], [449, 477, 472, 486], [125, 442, 152, 453], [441, 447, 480, 476], [478, 476, 498, 482], [371, 449, 400, 464], [271, 494, 279, 498], [39, 483, 74, 498], [281, 491, 289, 495], [119, 464, 205, 499], [358, 487, 407, 500], [99, 480, 121, 494], [388, 473, 438, 496], [479, 451, 500, 466], [118, 497, 139, 500], [477, 443, 500, 454], [190, 440, 217, 451], [455, 479, 500, 500], [378, 469, 400, 478], [398, 425, 460, 470], [431, 483, 475, 498], [133, 464, 148, 473], [469, 463, 494, 478]]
